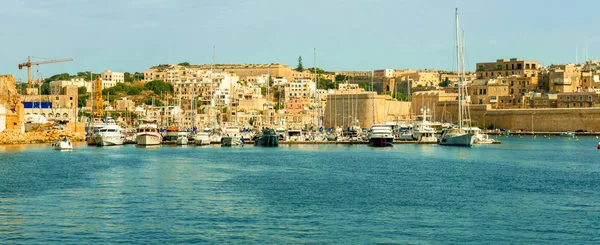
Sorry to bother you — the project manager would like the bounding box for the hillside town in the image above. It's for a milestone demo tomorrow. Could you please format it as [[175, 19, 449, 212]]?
[[2, 56, 600, 145]]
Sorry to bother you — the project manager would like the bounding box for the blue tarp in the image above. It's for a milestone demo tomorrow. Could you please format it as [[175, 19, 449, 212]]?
[[22, 102, 52, 109]]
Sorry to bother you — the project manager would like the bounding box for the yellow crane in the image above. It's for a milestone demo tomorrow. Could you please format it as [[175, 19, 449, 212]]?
[[94, 76, 104, 117], [18, 56, 73, 88]]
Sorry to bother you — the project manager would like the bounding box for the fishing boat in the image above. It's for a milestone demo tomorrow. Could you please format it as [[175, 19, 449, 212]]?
[[94, 124, 124, 146], [368, 124, 394, 147], [557, 131, 575, 137], [53, 136, 73, 150], [136, 119, 162, 145], [254, 128, 279, 147], [439, 8, 475, 147]]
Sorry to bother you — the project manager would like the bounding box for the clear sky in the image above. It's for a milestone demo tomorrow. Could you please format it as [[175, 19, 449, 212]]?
[[2, 0, 599, 81]]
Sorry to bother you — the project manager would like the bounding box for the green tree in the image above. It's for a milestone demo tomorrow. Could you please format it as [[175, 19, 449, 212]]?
[[335, 74, 347, 82], [439, 77, 450, 87], [296, 56, 304, 72], [274, 102, 283, 111], [144, 80, 172, 95], [178, 62, 191, 67], [78, 86, 87, 94]]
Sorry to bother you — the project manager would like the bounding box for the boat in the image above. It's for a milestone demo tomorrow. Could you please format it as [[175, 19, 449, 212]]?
[[162, 126, 180, 143], [136, 119, 162, 145], [221, 126, 243, 146], [275, 127, 288, 141], [412, 108, 438, 143], [86, 116, 117, 146], [53, 137, 73, 150], [287, 129, 305, 142], [176, 132, 189, 145], [557, 132, 575, 137], [254, 128, 279, 147], [94, 124, 124, 146], [194, 128, 212, 145], [368, 124, 394, 147], [464, 127, 501, 144], [439, 8, 475, 147]]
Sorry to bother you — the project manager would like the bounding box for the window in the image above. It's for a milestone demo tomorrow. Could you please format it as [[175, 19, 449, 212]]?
[[497, 65, 502, 70], [543, 100, 547, 104], [526, 64, 530, 69], [532, 64, 536, 69]]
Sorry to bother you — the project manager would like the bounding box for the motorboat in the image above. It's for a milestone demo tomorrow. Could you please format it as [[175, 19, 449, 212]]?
[[162, 126, 180, 143], [254, 128, 279, 147], [54, 137, 73, 150], [464, 127, 500, 144], [412, 108, 438, 143], [136, 120, 162, 145], [86, 116, 117, 146], [368, 124, 394, 147], [275, 127, 288, 141], [176, 132, 189, 145], [194, 128, 212, 146], [287, 129, 305, 142], [221, 126, 243, 146], [94, 124, 124, 146], [557, 132, 575, 137]]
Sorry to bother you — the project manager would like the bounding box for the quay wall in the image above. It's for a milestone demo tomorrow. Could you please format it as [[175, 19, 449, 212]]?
[[324, 92, 410, 129], [434, 102, 600, 132]]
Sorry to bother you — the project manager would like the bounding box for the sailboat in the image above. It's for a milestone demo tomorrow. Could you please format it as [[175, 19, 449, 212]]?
[[439, 8, 475, 147]]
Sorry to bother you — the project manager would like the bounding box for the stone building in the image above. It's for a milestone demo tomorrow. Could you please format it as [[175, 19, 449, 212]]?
[[556, 92, 600, 108], [324, 91, 410, 129], [476, 58, 539, 79], [0, 75, 25, 133], [21, 85, 79, 124]]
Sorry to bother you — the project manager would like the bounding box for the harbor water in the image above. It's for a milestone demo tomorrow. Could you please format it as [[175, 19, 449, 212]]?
[[1, 136, 599, 243]]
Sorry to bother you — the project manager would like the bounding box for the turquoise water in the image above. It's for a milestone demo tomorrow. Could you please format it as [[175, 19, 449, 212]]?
[[1, 136, 599, 244]]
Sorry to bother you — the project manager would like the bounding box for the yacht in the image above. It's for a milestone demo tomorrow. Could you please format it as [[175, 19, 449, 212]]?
[[194, 128, 212, 146], [368, 124, 394, 147], [287, 129, 305, 142], [412, 108, 438, 143], [136, 120, 162, 145], [254, 128, 279, 147], [464, 127, 500, 144], [86, 116, 117, 145], [275, 127, 288, 141], [221, 126, 243, 146], [439, 8, 475, 147], [176, 132, 189, 145], [162, 126, 180, 144], [94, 124, 124, 146]]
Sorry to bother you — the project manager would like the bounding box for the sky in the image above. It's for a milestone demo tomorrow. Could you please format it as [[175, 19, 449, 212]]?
[[1, 0, 600, 82]]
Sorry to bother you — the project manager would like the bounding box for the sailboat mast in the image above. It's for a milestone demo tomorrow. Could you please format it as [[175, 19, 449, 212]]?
[[455, 8, 462, 129], [371, 70, 375, 125]]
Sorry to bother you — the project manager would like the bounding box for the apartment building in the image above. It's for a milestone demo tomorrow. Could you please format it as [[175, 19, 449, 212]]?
[[556, 92, 600, 108], [101, 70, 125, 83]]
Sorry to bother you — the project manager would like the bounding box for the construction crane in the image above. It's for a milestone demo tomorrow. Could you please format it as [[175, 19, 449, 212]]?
[[93, 76, 104, 117], [18, 56, 74, 88]]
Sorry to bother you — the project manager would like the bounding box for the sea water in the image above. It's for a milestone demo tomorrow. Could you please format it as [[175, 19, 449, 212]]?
[[1, 136, 599, 243]]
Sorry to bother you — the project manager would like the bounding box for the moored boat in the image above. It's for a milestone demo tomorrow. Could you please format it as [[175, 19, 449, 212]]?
[[94, 124, 124, 146], [368, 124, 394, 147], [254, 128, 279, 147], [136, 120, 162, 146], [53, 137, 73, 150]]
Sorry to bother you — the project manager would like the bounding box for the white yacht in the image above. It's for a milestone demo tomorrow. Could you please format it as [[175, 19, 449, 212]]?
[[287, 129, 305, 142], [464, 127, 500, 144], [136, 120, 162, 145], [368, 124, 394, 147], [86, 116, 117, 145], [221, 126, 243, 146], [439, 8, 475, 147], [94, 124, 124, 146], [176, 132, 189, 145], [412, 108, 438, 143]]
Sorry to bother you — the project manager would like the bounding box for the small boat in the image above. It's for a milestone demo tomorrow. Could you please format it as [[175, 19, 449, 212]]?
[[368, 124, 394, 147], [54, 137, 73, 150], [287, 129, 305, 142], [557, 132, 575, 137], [254, 128, 279, 147], [176, 132, 189, 145], [439, 128, 475, 147]]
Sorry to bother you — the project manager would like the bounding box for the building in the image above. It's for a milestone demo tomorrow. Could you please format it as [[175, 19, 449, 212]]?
[[556, 92, 600, 108], [50, 78, 87, 95], [374, 69, 394, 78], [283, 79, 316, 102], [21, 84, 78, 124], [469, 78, 509, 107], [101, 70, 125, 83], [547, 64, 581, 93], [476, 58, 539, 79]]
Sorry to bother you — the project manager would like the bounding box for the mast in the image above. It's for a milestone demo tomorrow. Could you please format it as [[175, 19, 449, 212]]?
[[210, 46, 215, 129], [455, 8, 462, 129], [371, 70, 375, 125]]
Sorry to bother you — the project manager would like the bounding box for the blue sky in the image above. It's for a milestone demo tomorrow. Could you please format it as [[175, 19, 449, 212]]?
[[1, 0, 599, 81]]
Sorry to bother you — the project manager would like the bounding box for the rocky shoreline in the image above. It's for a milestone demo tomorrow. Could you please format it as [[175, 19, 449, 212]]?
[[0, 130, 85, 145]]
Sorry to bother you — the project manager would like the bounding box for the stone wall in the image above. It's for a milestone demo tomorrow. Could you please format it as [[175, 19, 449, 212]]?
[[0, 75, 25, 133], [324, 92, 410, 128]]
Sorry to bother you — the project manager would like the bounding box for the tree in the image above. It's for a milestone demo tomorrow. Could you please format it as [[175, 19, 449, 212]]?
[[296, 56, 304, 72], [78, 86, 87, 94], [439, 77, 450, 87], [178, 62, 191, 67], [335, 74, 348, 82], [144, 80, 172, 95]]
